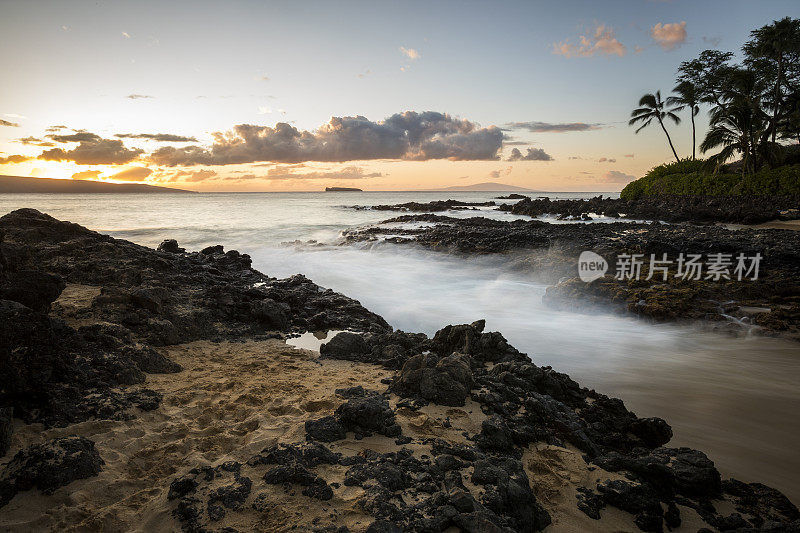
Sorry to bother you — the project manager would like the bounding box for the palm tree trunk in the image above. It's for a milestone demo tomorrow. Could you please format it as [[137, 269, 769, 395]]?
[[691, 111, 696, 160], [771, 56, 784, 144], [658, 117, 680, 163]]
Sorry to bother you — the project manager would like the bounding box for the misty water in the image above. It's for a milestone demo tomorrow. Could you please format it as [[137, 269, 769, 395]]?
[[2, 191, 798, 502]]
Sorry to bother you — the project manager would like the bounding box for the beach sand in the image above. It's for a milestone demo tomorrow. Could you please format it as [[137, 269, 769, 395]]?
[[0, 282, 763, 532]]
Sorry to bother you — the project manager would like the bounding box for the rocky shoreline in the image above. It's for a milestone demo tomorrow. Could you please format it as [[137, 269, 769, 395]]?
[[349, 199, 497, 212], [1, 208, 799, 532], [344, 213, 800, 341], [344, 195, 800, 224], [499, 195, 800, 225]]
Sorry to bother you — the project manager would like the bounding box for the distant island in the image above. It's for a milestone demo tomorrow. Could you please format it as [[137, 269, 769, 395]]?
[[0, 176, 194, 194], [428, 182, 539, 192], [325, 186, 363, 192]]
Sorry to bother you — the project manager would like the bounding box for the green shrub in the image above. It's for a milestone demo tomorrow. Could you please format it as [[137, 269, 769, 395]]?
[[620, 162, 800, 199]]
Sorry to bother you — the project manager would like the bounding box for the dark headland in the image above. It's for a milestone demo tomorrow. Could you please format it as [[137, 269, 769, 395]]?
[[0, 175, 194, 194]]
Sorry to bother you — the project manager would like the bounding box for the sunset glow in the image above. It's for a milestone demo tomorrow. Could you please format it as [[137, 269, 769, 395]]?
[[1, 0, 798, 191]]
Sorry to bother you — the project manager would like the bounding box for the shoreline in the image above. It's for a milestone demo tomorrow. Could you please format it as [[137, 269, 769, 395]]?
[[344, 212, 800, 343], [1, 208, 799, 532]]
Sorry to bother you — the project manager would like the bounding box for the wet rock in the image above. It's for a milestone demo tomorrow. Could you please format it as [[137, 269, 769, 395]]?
[[130, 286, 167, 314], [0, 270, 65, 313], [722, 478, 800, 525], [0, 296, 165, 426], [390, 352, 474, 406], [0, 436, 104, 507], [357, 199, 496, 213], [200, 245, 224, 255], [250, 298, 290, 330], [77, 323, 182, 374], [263, 463, 333, 501], [432, 320, 525, 363], [1, 209, 391, 345], [664, 500, 681, 528], [264, 275, 390, 334], [470, 455, 552, 532], [576, 486, 604, 519], [630, 417, 673, 448], [594, 447, 721, 500], [208, 475, 252, 516], [596, 480, 663, 532], [503, 194, 800, 225], [305, 416, 347, 442], [157, 239, 185, 253], [0, 407, 12, 458], [365, 520, 402, 533], [305, 388, 402, 443], [319, 331, 369, 361], [248, 441, 341, 469], [334, 388, 401, 439], [168, 461, 253, 528]]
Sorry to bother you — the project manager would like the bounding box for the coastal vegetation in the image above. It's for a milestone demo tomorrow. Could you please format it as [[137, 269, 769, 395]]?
[[621, 157, 800, 199], [626, 16, 800, 194]]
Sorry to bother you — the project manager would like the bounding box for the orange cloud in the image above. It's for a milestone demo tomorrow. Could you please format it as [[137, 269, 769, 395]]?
[[553, 24, 626, 58], [0, 154, 31, 164], [650, 22, 687, 51], [71, 170, 102, 180]]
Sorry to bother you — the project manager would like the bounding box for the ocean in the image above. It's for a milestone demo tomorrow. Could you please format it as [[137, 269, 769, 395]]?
[[2, 190, 799, 501]]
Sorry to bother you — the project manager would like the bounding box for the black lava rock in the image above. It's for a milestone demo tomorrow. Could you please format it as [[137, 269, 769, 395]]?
[[0, 436, 104, 507]]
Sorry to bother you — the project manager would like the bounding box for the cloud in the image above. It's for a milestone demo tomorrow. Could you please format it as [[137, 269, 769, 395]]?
[[505, 121, 602, 133], [598, 157, 616, 163], [149, 111, 503, 166], [107, 166, 153, 181], [0, 119, 20, 127], [400, 47, 420, 60], [122, 32, 131, 39], [217, 166, 382, 182], [48, 131, 102, 143], [650, 22, 687, 51], [702, 35, 721, 47], [183, 169, 217, 182], [488, 166, 513, 179], [17, 136, 55, 147], [39, 135, 144, 165], [261, 165, 382, 181], [624, 153, 634, 158], [4, 113, 26, 119], [258, 106, 272, 115], [71, 170, 102, 180], [126, 94, 154, 99], [0, 154, 31, 164], [45, 125, 67, 132], [115, 133, 198, 142], [162, 169, 218, 182], [507, 147, 553, 161], [600, 170, 636, 183], [553, 24, 626, 58]]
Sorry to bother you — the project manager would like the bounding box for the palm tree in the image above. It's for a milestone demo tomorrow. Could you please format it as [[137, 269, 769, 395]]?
[[743, 17, 800, 143], [667, 81, 701, 160], [700, 99, 781, 175], [629, 91, 682, 163]]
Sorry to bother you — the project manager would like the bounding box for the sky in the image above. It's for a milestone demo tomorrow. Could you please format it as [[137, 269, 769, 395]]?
[[1, 0, 798, 192]]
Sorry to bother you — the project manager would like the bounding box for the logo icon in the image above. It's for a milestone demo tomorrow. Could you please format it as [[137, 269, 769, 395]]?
[[578, 251, 608, 282]]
